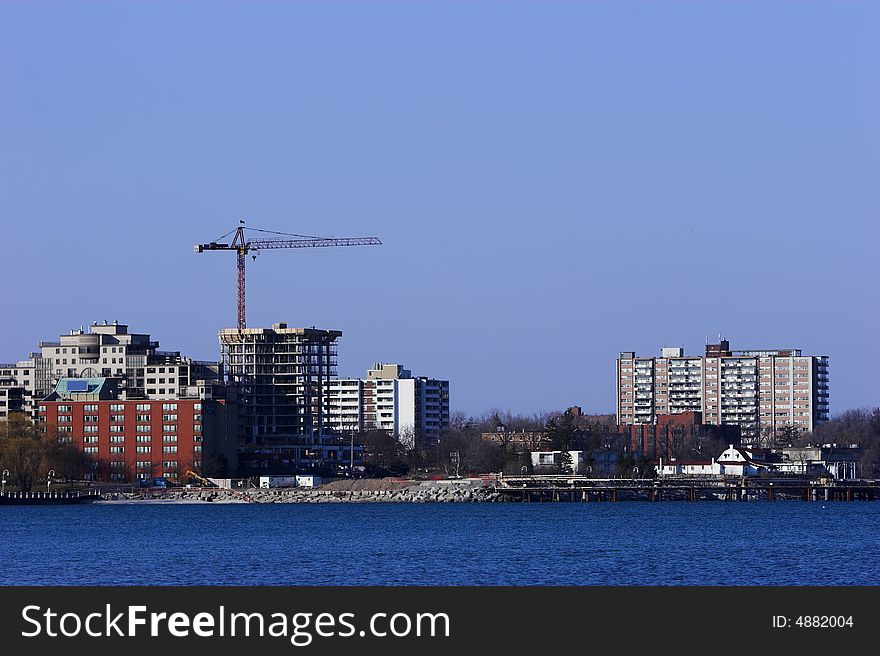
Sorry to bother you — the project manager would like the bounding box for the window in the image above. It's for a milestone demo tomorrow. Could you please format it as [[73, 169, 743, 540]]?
[[136, 446, 152, 454], [136, 435, 151, 443], [136, 403, 150, 411], [136, 425, 151, 433], [194, 403, 202, 411], [110, 435, 124, 443], [110, 414, 125, 422], [57, 415, 72, 423], [193, 414, 202, 421], [162, 403, 177, 411], [162, 446, 178, 454], [83, 425, 99, 433], [163, 424, 177, 433], [57, 425, 72, 433], [163, 461, 178, 469], [136, 461, 151, 469], [83, 435, 98, 444], [136, 414, 151, 422], [162, 435, 177, 443], [83, 415, 99, 423], [162, 414, 177, 422], [83, 404, 98, 412], [58, 405, 72, 413], [193, 424, 202, 433], [110, 425, 124, 433], [84, 446, 98, 454], [109, 446, 125, 454]]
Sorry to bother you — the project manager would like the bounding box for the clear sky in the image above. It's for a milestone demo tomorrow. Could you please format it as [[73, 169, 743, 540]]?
[[1, 1, 878, 417]]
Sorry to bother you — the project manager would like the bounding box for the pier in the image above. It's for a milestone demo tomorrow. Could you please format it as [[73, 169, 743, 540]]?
[[494, 475, 880, 502], [0, 490, 101, 505]]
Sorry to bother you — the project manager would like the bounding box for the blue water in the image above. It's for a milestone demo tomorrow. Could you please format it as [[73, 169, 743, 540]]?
[[1, 503, 877, 585]]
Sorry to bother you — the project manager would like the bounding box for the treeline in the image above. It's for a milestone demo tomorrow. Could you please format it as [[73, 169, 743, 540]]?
[[361, 408, 639, 478], [361, 406, 880, 479], [812, 408, 880, 477], [0, 414, 93, 492]]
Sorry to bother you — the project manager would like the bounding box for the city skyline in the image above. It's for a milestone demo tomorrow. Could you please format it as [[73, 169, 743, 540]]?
[[1, 1, 878, 416]]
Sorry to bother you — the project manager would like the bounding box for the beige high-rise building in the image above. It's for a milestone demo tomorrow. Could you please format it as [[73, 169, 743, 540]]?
[[1, 321, 222, 418], [616, 340, 829, 442]]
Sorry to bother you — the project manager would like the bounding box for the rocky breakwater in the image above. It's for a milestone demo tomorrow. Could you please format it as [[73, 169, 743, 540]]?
[[248, 478, 502, 503], [100, 478, 503, 503]]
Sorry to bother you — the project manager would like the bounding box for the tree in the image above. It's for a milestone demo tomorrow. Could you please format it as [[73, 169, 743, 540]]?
[[519, 448, 533, 475], [362, 430, 409, 477], [580, 451, 596, 477], [557, 449, 573, 474], [814, 407, 880, 478], [0, 414, 50, 492]]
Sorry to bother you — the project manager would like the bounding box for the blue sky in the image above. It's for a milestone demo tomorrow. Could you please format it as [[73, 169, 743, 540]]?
[[1, 1, 878, 416]]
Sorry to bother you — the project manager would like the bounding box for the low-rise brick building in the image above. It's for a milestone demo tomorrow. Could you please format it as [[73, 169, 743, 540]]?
[[38, 377, 237, 483]]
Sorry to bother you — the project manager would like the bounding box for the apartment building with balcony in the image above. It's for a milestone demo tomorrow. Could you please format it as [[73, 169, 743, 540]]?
[[1, 322, 223, 419], [326, 363, 450, 443], [617, 340, 829, 442]]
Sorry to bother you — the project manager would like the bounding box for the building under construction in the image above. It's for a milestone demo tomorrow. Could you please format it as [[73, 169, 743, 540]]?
[[219, 322, 341, 444]]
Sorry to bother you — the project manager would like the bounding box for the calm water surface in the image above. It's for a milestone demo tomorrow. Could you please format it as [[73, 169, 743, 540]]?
[[1, 503, 876, 585]]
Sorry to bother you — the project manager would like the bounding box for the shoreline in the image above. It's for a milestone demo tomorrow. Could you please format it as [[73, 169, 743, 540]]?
[[96, 482, 502, 504]]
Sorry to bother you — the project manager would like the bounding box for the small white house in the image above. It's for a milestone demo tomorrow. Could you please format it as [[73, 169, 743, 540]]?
[[296, 475, 322, 488], [259, 475, 298, 489], [658, 445, 777, 478], [657, 459, 721, 477], [531, 450, 585, 474], [715, 445, 774, 476]]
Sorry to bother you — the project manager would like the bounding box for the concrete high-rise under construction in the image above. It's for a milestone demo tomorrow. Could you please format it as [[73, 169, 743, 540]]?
[[219, 322, 341, 444]]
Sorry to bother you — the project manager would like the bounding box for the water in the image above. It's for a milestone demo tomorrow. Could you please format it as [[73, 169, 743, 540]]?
[[1, 502, 877, 585]]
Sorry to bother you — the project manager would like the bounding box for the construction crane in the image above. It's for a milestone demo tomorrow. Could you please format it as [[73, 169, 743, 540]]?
[[195, 221, 381, 329], [184, 470, 216, 487]]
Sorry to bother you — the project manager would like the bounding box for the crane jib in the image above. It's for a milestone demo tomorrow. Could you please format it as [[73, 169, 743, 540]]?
[[248, 237, 382, 251], [194, 227, 381, 329]]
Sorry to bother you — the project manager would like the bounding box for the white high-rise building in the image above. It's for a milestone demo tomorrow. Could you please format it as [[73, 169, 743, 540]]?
[[326, 363, 449, 443]]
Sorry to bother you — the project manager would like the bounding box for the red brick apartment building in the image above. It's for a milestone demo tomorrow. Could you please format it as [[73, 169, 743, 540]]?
[[38, 378, 237, 483]]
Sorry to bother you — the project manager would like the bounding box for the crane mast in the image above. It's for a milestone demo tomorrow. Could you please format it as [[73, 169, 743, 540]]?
[[195, 222, 381, 329]]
